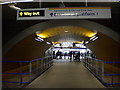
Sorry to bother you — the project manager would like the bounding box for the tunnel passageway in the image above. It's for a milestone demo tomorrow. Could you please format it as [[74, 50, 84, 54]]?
[[2, 2, 120, 88], [2, 20, 120, 88], [26, 60, 105, 88]]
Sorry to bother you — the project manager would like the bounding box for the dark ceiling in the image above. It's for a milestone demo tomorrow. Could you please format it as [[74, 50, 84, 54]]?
[[2, 2, 120, 45]]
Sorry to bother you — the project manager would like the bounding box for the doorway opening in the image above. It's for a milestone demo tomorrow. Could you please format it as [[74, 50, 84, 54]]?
[[51, 41, 94, 61]]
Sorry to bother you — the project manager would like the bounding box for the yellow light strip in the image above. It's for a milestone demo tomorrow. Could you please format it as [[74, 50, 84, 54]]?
[[87, 32, 97, 37], [36, 33, 47, 38]]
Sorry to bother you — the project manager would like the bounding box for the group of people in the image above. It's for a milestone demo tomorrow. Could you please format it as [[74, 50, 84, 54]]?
[[53, 51, 84, 61], [53, 50, 96, 61]]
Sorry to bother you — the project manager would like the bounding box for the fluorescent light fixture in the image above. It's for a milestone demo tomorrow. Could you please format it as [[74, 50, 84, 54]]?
[[35, 37, 44, 42], [85, 41, 89, 44], [9, 5, 21, 10], [92, 37, 98, 41], [38, 37, 44, 41], [0, 0, 33, 4], [90, 35, 96, 40], [46, 42, 51, 44]]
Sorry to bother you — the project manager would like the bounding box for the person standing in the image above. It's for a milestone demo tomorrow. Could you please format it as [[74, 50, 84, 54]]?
[[53, 51, 56, 59], [69, 51, 73, 61], [56, 51, 60, 59], [59, 51, 62, 59], [77, 51, 80, 61]]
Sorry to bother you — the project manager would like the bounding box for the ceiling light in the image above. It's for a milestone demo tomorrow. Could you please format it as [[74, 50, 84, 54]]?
[[9, 4, 21, 10], [36, 34, 47, 38], [92, 37, 98, 41], [35, 37, 44, 42], [46, 42, 51, 45], [0, 0, 33, 4], [90, 35, 96, 40], [85, 41, 89, 44], [65, 31, 68, 33]]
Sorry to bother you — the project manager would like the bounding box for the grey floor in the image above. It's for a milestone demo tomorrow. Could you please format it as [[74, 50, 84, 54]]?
[[26, 59, 105, 88]]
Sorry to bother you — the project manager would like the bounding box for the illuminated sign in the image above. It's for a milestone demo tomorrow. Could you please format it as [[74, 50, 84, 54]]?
[[48, 7, 111, 19], [17, 7, 111, 20], [19, 10, 45, 17]]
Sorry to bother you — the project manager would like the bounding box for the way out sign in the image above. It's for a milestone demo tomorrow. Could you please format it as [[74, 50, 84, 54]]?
[[17, 7, 111, 20], [19, 10, 44, 17]]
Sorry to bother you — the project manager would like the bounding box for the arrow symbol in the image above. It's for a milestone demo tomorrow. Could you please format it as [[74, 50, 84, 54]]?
[[19, 12, 23, 16]]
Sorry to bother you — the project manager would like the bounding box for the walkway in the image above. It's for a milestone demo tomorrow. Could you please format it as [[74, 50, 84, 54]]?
[[26, 59, 105, 88]]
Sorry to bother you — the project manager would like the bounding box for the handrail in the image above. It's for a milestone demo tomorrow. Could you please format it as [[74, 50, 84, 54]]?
[[104, 74, 120, 76], [2, 61, 52, 75], [2, 66, 52, 84], [2, 56, 53, 85], [104, 61, 120, 64], [83, 57, 120, 86]]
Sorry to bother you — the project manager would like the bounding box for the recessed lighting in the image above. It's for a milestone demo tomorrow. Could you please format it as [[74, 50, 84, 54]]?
[[92, 37, 98, 41], [65, 31, 68, 33], [85, 41, 89, 44], [35, 37, 44, 42], [46, 42, 51, 45], [90, 35, 96, 40]]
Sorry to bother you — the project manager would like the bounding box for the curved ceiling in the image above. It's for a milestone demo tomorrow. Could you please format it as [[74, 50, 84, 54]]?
[[3, 20, 120, 56], [36, 26, 97, 43], [36, 26, 97, 38]]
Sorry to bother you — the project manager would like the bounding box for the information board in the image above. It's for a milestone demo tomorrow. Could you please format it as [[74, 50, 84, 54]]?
[[17, 7, 111, 20]]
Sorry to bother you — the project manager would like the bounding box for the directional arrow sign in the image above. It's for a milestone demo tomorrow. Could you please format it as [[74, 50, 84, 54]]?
[[17, 7, 111, 20]]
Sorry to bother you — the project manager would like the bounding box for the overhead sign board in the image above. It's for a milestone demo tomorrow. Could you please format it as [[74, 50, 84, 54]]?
[[17, 7, 111, 20]]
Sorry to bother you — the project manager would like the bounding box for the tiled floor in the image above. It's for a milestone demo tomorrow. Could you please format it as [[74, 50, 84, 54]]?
[[26, 59, 105, 88]]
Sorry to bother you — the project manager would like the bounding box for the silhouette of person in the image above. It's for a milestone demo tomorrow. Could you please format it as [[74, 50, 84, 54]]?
[[69, 51, 73, 61], [53, 51, 56, 59], [56, 51, 60, 59]]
